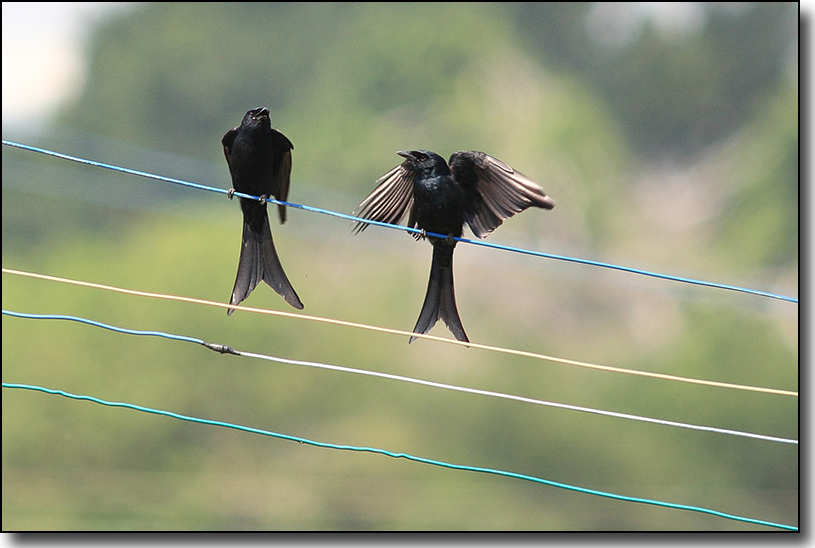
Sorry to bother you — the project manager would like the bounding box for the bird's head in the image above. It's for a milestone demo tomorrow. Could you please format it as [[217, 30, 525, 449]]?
[[241, 107, 271, 129], [397, 150, 449, 176], [248, 107, 269, 120]]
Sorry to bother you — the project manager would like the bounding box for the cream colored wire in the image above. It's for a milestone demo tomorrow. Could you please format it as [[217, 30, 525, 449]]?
[[2, 267, 797, 397]]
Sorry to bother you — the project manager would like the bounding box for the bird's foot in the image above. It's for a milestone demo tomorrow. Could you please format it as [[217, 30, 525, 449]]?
[[258, 194, 268, 205], [446, 233, 456, 244], [227, 188, 235, 199], [419, 229, 427, 240]]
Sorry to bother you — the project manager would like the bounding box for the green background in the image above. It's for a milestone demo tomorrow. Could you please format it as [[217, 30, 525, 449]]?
[[2, 3, 798, 530]]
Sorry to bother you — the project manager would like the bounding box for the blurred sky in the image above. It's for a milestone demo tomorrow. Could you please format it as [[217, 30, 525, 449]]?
[[2, 2, 136, 131]]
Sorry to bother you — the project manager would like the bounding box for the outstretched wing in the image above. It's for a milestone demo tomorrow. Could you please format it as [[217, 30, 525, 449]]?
[[353, 162, 416, 234], [449, 151, 554, 239]]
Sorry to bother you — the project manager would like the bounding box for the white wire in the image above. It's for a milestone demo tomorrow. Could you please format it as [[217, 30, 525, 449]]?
[[239, 351, 798, 445]]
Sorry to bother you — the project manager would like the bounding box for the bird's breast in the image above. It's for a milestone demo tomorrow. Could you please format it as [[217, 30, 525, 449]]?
[[412, 175, 466, 237]]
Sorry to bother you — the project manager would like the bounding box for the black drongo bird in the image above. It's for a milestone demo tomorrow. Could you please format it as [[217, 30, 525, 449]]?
[[354, 150, 554, 343], [222, 107, 303, 313]]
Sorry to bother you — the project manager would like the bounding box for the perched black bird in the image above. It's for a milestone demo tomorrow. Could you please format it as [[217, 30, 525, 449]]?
[[355, 150, 554, 343], [222, 107, 303, 313]]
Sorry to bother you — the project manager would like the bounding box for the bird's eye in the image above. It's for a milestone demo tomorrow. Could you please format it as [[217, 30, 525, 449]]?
[[416, 152, 427, 161]]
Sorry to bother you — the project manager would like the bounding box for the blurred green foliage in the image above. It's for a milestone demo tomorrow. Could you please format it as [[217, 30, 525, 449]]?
[[509, 2, 797, 157], [3, 2, 797, 530]]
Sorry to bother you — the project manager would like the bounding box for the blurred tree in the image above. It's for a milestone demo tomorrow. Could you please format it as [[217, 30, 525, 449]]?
[[508, 2, 798, 158], [711, 79, 799, 270], [61, 2, 354, 158]]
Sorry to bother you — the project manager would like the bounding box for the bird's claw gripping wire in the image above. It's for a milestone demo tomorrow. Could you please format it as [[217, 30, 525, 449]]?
[[226, 188, 267, 205]]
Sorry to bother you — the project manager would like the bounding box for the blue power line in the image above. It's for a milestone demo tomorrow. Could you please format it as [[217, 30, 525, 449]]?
[[2, 140, 798, 304]]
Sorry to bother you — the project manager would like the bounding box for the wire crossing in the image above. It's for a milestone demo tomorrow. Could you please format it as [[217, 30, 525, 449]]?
[[3, 309, 796, 445], [2, 139, 798, 304], [0, 383, 797, 531], [2, 268, 798, 397]]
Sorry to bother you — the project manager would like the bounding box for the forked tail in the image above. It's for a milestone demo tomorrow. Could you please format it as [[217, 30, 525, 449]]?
[[228, 209, 303, 314], [410, 242, 468, 343]]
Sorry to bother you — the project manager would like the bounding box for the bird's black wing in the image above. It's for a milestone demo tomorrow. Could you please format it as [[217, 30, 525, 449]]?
[[271, 129, 294, 223], [449, 151, 554, 239], [353, 162, 416, 235], [221, 127, 239, 179]]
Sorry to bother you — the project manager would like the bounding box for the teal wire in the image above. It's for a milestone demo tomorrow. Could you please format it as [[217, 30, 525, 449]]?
[[2, 140, 798, 304], [1, 310, 203, 345], [1, 382, 797, 531]]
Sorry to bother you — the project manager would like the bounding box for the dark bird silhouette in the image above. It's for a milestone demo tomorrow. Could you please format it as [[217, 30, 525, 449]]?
[[222, 107, 303, 313], [354, 150, 554, 342]]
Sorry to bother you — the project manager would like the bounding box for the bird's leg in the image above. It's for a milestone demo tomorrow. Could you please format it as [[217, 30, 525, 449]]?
[[227, 188, 235, 199]]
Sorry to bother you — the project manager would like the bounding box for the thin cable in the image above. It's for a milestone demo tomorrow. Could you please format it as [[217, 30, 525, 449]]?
[[2, 140, 224, 197], [3, 309, 796, 445], [2, 268, 797, 397], [0, 383, 797, 531], [2, 310, 205, 345], [2, 140, 798, 304], [239, 350, 797, 445]]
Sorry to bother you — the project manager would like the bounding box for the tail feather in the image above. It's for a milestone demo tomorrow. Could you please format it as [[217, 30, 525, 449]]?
[[228, 209, 303, 314], [410, 243, 468, 343]]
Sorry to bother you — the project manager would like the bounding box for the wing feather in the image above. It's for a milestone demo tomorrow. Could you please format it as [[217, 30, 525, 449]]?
[[221, 127, 238, 179], [353, 163, 415, 234], [275, 149, 293, 223], [449, 151, 554, 239]]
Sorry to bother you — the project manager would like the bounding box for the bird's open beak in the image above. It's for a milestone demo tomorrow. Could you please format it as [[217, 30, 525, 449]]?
[[252, 107, 270, 119]]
